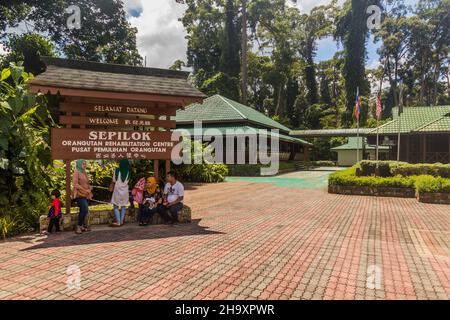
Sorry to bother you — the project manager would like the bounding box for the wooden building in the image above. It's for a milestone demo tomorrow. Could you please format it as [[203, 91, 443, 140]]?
[[367, 106, 450, 163], [175, 95, 313, 163]]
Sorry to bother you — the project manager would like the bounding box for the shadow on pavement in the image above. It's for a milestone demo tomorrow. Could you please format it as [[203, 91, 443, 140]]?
[[19, 219, 224, 251]]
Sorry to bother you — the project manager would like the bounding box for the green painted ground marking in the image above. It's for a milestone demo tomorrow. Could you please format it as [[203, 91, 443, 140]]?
[[226, 172, 332, 189]]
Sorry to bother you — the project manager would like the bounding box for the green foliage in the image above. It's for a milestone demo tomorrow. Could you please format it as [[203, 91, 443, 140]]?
[[0, 214, 17, 240], [0, 63, 53, 238], [415, 175, 450, 193], [311, 137, 342, 161], [174, 140, 228, 183], [311, 160, 336, 167], [391, 163, 450, 179], [88, 161, 117, 201], [1, 1, 142, 65], [199, 72, 240, 100], [1, 33, 56, 76], [330, 161, 450, 194], [357, 161, 450, 179], [181, 0, 449, 130], [329, 167, 416, 188], [227, 164, 263, 177], [177, 163, 228, 183], [227, 161, 297, 177]]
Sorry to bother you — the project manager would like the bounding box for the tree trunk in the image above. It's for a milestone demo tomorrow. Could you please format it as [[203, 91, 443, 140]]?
[[419, 54, 426, 105], [446, 64, 450, 100], [387, 60, 398, 107], [431, 54, 441, 106], [305, 48, 318, 105], [240, 0, 248, 105], [274, 81, 286, 116]]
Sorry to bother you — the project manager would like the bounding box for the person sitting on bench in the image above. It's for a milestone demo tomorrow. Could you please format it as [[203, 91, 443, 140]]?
[[160, 171, 184, 225], [139, 178, 164, 226]]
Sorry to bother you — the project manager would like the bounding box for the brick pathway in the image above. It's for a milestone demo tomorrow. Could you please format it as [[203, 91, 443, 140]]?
[[0, 179, 449, 300]]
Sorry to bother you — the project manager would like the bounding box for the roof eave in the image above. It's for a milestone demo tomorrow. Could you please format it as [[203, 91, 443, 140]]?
[[29, 84, 205, 106]]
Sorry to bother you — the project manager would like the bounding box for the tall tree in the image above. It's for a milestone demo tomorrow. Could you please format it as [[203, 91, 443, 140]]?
[[1, 33, 56, 75], [0, 0, 142, 65], [293, 4, 334, 105], [336, 0, 379, 126], [241, 0, 249, 104], [373, 0, 410, 116]]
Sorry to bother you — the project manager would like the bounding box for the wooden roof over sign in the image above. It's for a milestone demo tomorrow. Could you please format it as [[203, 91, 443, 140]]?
[[29, 57, 206, 104]]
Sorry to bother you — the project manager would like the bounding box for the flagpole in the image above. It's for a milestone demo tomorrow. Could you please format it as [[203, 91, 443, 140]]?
[[397, 114, 401, 162], [397, 82, 403, 162], [376, 120, 379, 161], [376, 94, 380, 161], [356, 87, 360, 163]]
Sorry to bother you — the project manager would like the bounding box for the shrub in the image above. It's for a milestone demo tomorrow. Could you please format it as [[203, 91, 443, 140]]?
[[415, 175, 450, 193], [329, 167, 415, 189], [227, 162, 297, 177], [0, 64, 53, 238], [176, 163, 228, 183], [391, 163, 450, 178], [357, 160, 409, 177], [227, 164, 263, 177], [311, 161, 336, 167], [358, 160, 377, 176]]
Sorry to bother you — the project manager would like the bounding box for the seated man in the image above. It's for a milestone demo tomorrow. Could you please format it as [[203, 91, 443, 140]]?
[[160, 171, 184, 225]]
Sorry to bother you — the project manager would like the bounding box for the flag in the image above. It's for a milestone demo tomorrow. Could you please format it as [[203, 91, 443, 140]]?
[[355, 88, 361, 122], [376, 95, 382, 120]]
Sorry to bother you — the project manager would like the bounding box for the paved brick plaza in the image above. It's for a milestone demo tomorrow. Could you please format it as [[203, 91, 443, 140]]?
[[0, 174, 449, 300]]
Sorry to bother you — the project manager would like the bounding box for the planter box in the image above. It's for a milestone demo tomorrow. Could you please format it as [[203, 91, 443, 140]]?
[[417, 192, 450, 204], [328, 185, 415, 198], [40, 205, 192, 233]]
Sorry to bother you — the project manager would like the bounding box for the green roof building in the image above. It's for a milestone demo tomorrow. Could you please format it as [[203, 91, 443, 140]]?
[[331, 137, 389, 166], [175, 95, 313, 163], [367, 106, 450, 163]]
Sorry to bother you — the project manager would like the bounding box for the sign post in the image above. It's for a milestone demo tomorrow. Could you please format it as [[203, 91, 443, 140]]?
[[51, 128, 177, 160]]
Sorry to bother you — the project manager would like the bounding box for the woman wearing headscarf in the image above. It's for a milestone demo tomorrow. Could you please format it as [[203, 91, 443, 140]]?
[[73, 160, 93, 234], [138, 177, 164, 226], [111, 159, 130, 227]]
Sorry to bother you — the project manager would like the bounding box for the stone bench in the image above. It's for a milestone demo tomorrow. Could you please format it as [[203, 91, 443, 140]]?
[[39, 205, 192, 233]]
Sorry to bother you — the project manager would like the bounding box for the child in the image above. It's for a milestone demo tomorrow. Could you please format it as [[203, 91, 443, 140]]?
[[48, 189, 62, 234]]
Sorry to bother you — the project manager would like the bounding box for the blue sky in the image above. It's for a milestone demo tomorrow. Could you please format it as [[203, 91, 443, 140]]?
[[315, 0, 419, 67]]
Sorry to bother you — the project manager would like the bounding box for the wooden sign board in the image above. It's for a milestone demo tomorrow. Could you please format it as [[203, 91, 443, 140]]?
[[59, 102, 178, 116], [51, 128, 179, 160], [59, 115, 176, 128]]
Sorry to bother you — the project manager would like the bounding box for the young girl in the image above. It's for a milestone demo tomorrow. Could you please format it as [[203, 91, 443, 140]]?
[[47, 190, 62, 234]]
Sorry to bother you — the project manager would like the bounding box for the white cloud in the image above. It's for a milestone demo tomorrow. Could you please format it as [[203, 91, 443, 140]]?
[[125, 0, 187, 68], [292, 0, 345, 13]]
